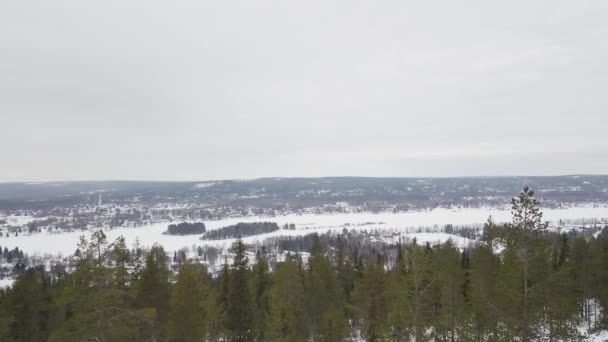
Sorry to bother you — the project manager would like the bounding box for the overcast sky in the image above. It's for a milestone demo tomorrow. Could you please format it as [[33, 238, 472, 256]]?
[[1, 1, 607, 182]]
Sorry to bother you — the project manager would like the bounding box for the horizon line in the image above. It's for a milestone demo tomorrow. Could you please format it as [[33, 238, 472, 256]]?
[[1, 173, 607, 185]]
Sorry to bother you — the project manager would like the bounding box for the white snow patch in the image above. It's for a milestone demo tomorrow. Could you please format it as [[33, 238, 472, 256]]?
[[586, 330, 608, 342], [0, 278, 15, 289], [2, 215, 37, 226], [194, 182, 218, 188]]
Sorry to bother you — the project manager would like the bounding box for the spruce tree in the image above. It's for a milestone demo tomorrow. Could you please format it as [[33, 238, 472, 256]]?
[[469, 245, 500, 341], [252, 255, 271, 341], [134, 245, 171, 337], [167, 262, 208, 342], [434, 240, 466, 342], [111, 236, 130, 289], [543, 235, 578, 341], [404, 243, 435, 341], [227, 238, 253, 341], [4, 267, 51, 342], [49, 233, 146, 341], [501, 187, 550, 341], [267, 259, 306, 342], [353, 256, 389, 341], [217, 260, 231, 340], [304, 235, 348, 341]]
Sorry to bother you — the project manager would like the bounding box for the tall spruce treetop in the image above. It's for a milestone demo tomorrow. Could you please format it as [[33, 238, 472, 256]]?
[[167, 262, 208, 342], [231, 238, 249, 272], [252, 255, 271, 341], [305, 234, 348, 340], [504, 187, 550, 342], [111, 236, 130, 289], [134, 245, 171, 324], [511, 186, 548, 234], [227, 238, 253, 342]]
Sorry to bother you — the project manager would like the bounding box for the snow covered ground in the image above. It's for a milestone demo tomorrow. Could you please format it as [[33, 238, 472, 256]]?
[[0, 278, 15, 288], [587, 330, 608, 342], [1, 215, 38, 226], [1, 206, 607, 256]]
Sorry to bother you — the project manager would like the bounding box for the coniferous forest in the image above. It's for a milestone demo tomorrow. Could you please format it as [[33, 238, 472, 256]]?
[[201, 222, 280, 240], [1, 188, 607, 341], [167, 222, 207, 235]]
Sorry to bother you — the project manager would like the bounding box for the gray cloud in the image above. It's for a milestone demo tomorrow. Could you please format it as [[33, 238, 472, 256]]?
[[1, 0, 607, 181]]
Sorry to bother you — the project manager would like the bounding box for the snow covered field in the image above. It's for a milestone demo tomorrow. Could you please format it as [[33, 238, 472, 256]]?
[[2, 206, 608, 257], [587, 330, 608, 342]]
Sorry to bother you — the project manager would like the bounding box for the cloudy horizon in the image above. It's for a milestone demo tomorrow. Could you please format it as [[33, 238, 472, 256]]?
[[2, 1, 607, 182]]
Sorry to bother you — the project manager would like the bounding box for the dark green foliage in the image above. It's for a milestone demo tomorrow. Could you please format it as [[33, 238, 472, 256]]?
[[226, 239, 254, 341], [267, 259, 306, 341], [434, 241, 466, 342], [167, 262, 209, 341], [252, 256, 271, 341], [2, 267, 51, 342], [353, 258, 389, 341], [134, 244, 172, 338], [111, 236, 131, 289], [167, 222, 206, 235], [304, 235, 348, 341], [202, 222, 280, 240], [469, 244, 501, 340], [47, 230, 151, 341]]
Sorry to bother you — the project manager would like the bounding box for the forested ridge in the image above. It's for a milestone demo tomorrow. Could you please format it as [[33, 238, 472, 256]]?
[[0, 188, 607, 341]]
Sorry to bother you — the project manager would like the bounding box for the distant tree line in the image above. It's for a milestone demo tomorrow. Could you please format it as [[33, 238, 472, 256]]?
[[201, 222, 280, 240], [0, 188, 608, 341], [0, 247, 24, 264], [167, 222, 206, 235]]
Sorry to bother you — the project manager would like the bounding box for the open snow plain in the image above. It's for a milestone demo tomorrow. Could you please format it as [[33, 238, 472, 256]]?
[[3, 205, 608, 257]]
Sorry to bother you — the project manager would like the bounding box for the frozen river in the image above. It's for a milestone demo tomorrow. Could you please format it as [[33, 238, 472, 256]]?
[[3, 206, 608, 256]]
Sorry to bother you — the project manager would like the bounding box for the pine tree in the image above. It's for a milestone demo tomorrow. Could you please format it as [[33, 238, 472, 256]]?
[[336, 238, 354, 303], [434, 240, 466, 342], [404, 243, 435, 341], [48, 233, 147, 341], [88, 230, 108, 268], [501, 187, 550, 341], [111, 236, 130, 289], [252, 255, 271, 341], [267, 259, 306, 342], [4, 267, 51, 341], [387, 257, 408, 340], [304, 235, 348, 341], [167, 262, 208, 342], [543, 234, 578, 341], [353, 256, 389, 341], [572, 236, 593, 327], [205, 285, 224, 342], [74, 230, 111, 287], [495, 244, 527, 340], [590, 236, 608, 328], [469, 245, 500, 341], [227, 238, 253, 341], [217, 260, 230, 336], [134, 245, 171, 338]]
